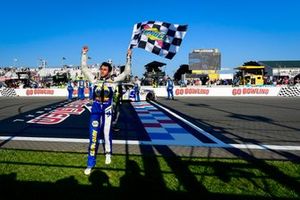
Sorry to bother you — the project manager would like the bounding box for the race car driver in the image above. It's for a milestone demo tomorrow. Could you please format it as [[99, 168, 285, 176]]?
[[80, 46, 132, 175]]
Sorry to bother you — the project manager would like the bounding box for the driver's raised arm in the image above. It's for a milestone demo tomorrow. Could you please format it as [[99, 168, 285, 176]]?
[[113, 49, 132, 83], [80, 46, 96, 84]]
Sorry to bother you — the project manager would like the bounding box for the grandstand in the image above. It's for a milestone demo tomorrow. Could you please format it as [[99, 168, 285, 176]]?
[[259, 60, 300, 80]]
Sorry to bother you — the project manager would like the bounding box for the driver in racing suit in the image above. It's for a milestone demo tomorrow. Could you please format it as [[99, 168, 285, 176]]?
[[81, 46, 132, 175]]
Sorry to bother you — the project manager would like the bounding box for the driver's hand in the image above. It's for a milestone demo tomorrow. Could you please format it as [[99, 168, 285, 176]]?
[[127, 49, 132, 58]]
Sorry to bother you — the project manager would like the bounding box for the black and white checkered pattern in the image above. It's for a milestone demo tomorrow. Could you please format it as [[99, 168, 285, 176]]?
[[0, 88, 17, 97], [278, 85, 300, 97], [129, 21, 188, 59]]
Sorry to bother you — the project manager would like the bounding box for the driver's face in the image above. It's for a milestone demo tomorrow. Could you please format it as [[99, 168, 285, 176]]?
[[100, 66, 109, 77]]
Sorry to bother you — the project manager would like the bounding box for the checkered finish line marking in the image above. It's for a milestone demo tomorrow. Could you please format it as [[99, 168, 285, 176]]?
[[149, 101, 227, 145], [131, 101, 226, 147]]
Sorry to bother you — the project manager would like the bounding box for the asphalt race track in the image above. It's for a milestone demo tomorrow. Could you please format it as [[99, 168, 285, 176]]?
[[0, 96, 300, 160]]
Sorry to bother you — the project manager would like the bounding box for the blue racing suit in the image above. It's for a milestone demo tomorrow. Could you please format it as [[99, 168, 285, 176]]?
[[67, 82, 74, 100], [81, 50, 131, 168], [133, 80, 141, 102], [87, 80, 114, 168], [78, 79, 85, 100], [166, 79, 174, 100], [88, 82, 93, 100]]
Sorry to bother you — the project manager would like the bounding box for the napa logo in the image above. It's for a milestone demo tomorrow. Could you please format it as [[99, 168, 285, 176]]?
[[142, 25, 168, 47]]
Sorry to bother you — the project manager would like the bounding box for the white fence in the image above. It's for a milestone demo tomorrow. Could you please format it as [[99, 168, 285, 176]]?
[[143, 86, 299, 97], [0, 85, 299, 97]]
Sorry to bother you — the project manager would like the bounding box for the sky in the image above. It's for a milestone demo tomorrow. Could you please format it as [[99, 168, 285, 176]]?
[[0, 0, 299, 77]]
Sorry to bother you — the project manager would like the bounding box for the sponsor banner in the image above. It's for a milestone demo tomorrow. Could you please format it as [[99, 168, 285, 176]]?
[[15, 89, 66, 96], [175, 88, 210, 96], [26, 89, 55, 96], [144, 86, 282, 97], [232, 88, 273, 96], [10, 86, 284, 97], [15, 88, 89, 97]]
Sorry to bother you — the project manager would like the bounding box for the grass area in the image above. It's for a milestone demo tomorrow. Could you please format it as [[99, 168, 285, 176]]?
[[0, 148, 300, 199]]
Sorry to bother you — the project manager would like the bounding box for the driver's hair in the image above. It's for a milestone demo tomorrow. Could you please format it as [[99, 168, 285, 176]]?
[[100, 62, 112, 72]]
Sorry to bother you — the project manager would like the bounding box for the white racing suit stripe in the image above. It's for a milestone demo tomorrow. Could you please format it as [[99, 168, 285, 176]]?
[[104, 106, 112, 154], [87, 101, 113, 168]]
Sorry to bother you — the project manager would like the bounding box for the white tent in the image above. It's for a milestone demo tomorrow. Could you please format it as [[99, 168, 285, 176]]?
[[4, 71, 18, 79]]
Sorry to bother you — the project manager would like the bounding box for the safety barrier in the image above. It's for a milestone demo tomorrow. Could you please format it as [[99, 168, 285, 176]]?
[[0, 85, 299, 97]]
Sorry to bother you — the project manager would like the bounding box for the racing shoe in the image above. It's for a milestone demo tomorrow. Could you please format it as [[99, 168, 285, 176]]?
[[105, 154, 111, 165], [84, 167, 92, 175]]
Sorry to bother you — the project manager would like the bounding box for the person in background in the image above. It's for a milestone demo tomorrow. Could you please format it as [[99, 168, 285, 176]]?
[[166, 77, 174, 100], [67, 80, 74, 101], [133, 76, 141, 102], [78, 77, 85, 100], [88, 81, 93, 100]]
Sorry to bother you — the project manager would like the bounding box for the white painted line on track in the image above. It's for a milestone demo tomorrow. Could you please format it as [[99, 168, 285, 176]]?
[[1, 136, 300, 151], [0, 136, 88, 143], [230, 144, 300, 151], [12, 119, 24, 122], [84, 104, 92, 112], [150, 100, 228, 146]]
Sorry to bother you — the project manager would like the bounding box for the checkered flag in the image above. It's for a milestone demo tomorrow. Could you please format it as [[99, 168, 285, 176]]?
[[129, 21, 188, 59]]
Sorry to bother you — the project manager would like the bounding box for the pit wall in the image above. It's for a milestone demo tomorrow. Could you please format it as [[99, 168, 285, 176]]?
[[143, 85, 299, 97], [0, 85, 299, 97]]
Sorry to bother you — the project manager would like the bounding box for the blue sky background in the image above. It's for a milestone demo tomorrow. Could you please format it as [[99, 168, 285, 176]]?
[[0, 0, 299, 77]]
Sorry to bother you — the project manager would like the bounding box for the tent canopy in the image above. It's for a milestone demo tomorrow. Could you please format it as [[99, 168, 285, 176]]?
[[145, 61, 166, 72]]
